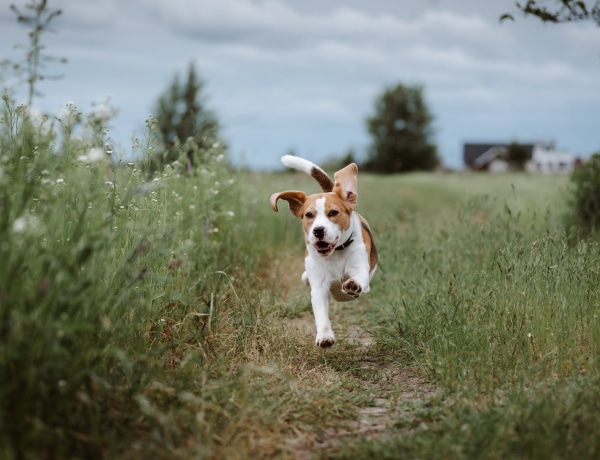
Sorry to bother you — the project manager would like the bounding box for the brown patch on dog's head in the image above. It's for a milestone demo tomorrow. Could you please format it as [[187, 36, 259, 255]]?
[[332, 163, 358, 209], [271, 161, 363, 257], [299, 193, 353, 237], [270, 190, 307, 218]]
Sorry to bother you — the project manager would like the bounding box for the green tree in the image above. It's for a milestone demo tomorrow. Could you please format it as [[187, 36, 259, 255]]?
[[153, 62, 222, 170], [364, 83, 438, 173], [506, 142, 530, 170], [568, 152, 600, 236], [501, 0, 600, 24]]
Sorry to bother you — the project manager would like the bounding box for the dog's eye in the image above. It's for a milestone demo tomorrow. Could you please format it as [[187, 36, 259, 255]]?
[[305, 212, 314, 219], [328, 210, 339, 217]]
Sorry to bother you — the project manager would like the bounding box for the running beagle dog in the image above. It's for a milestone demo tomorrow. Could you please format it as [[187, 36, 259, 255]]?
[[270, 155, 378, 347]]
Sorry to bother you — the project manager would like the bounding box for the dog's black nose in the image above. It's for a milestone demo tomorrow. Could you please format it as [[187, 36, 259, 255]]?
[[312, 226, 326, 239]]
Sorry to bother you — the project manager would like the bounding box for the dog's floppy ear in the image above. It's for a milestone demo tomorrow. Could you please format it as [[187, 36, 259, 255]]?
[[333, 163, 358, 208], [270, 191, 307, 218]]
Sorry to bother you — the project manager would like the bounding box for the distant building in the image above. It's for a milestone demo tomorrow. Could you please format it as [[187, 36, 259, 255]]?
[[526, 141, 574, 173], [464, 141, 574, 173]]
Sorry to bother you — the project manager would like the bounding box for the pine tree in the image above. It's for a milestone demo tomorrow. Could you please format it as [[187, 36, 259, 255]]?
[[153, 63, 222, 170]]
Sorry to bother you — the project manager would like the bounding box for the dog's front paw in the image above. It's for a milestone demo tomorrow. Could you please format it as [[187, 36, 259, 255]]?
[[342, 278, 362, 298], [315, 329, 336, 348], [301, 271, 310, 286]]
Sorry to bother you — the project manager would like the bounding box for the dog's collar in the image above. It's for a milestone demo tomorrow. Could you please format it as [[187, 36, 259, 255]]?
[[335, 233, 354, 251]]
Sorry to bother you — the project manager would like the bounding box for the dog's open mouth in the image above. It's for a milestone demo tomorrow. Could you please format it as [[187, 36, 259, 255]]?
[[315, 237, 339, 256]]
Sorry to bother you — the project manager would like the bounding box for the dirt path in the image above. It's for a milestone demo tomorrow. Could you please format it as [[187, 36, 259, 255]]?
[[286, 317, 437, 458], [335, 324, 436, 439], [270, 251, 437, 458]]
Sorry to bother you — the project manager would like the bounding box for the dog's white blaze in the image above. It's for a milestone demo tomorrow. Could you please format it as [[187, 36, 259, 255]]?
[[309, 197, 341, 245], [313, 197, 327, 228]]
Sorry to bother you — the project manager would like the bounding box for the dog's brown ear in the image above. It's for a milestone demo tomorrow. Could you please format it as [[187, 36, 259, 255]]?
[[333, 163, 358, 208], [270, 191, 307, 218]]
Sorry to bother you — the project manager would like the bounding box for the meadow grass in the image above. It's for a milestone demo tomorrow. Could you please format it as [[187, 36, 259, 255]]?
[[249, 169, 600, 459], [2, 94, 599, 459]]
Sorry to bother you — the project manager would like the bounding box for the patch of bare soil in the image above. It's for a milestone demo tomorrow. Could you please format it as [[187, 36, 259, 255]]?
[[286, 319, 437, 458], [332, 326, 436, 440]]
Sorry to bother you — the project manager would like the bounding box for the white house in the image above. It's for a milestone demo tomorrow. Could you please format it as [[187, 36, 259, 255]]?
[[525, 141, 574, 173], [464, 141, 574, 173]]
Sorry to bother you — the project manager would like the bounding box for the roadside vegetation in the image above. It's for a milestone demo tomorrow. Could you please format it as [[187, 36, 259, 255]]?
[[2, 1, 600, 458], [2, 97, 599, 458]]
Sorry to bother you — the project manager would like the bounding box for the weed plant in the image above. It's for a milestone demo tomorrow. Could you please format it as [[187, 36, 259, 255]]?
[[370, 177, 600, 389], [335, 173, 600, 458], [0, 94, 287, 459]]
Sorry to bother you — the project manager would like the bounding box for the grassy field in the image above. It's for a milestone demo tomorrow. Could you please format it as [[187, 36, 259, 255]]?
[[2, 98, 600, 459]]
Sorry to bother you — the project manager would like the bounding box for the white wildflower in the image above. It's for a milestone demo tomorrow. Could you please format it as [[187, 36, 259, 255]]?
[[77, 147, 106, 164], [12, 215, 39, 234], [12, 217, 28, 233], [88, 147, 107, 162]]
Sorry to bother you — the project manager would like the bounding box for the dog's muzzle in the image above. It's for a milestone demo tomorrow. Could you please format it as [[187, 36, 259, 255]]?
[[314, 237, 339, 256]]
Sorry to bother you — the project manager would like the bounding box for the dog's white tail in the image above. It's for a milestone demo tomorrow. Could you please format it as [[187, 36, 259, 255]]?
[[281, 155, 334, 192]]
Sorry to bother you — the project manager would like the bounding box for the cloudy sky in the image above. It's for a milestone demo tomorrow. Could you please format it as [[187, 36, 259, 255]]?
[[1, 0, 599, 169]]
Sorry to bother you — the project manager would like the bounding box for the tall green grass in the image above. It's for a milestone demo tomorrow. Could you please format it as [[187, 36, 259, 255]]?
[[3, 92, 599, 459], [332, 173, 600, 458], [247, 170, 600, 458], [0, 97, 289, 459], [364, 174, 599, 388]]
